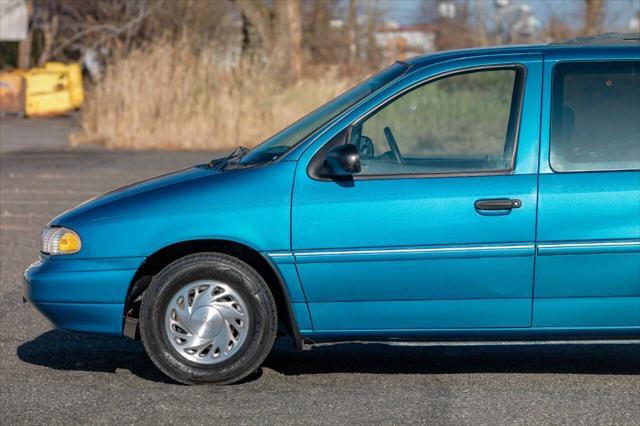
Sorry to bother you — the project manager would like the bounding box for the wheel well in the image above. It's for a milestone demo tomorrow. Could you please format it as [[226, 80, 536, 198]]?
[[124, 239, 301, 348]]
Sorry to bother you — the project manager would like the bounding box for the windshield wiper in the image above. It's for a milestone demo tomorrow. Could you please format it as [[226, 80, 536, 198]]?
[[226, 146, 249, 164], [209, 146, 249, 167]]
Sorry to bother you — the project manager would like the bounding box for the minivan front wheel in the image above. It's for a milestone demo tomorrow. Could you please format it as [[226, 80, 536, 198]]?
[[139, 252, 278, 384]]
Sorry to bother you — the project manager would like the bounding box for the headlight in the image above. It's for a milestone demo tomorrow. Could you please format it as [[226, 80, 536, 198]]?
[[41, 227, 82, 255]]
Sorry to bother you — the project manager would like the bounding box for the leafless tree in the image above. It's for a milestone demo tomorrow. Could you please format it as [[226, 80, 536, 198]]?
[[545, 17, 574, 42], [235, 0, 302, 82], [347, 0, 358, 65], [302, 0, 349, 65], [420, 0, 477, 50], [474, 0, 488, 46], [26, 0, 243, 78], [29, 0, 160, 67], [583, 0, 605, 35]]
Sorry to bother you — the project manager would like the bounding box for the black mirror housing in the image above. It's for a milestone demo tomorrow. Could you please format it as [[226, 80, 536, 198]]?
[[325, 144, 361, 176]]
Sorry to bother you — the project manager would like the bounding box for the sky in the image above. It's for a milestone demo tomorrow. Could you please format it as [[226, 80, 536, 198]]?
[[375, 0, 640, 31]]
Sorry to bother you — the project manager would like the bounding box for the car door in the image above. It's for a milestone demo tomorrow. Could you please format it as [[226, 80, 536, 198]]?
[[534, 52, 640, 329], [291, 54, 543, 336]]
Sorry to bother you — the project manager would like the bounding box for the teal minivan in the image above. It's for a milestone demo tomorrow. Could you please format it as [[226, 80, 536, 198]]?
[[25, 34, 640, 384]]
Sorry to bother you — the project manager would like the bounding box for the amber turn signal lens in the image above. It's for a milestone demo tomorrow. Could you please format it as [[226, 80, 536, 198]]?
[[58, 232, 80, 252]]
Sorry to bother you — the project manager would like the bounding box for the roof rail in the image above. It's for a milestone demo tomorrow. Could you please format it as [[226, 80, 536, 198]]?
[[551, 33, 640, 46]]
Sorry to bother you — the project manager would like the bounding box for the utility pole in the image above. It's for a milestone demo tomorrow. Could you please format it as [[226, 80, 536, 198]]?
[[17, 0, 33, 69]]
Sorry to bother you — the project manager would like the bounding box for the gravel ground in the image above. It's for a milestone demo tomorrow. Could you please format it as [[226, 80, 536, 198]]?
[[0, 117, 639, 425]]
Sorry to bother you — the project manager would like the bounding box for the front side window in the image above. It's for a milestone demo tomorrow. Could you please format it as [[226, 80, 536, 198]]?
[[550, 61, 640, 172], [349, 68, 522, 176]]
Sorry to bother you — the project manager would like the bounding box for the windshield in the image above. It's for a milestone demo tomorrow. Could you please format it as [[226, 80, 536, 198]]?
[[233, 62, 410, 166]]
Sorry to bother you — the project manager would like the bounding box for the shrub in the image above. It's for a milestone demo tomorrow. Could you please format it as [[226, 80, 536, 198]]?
[[71, 40, 357, 151]]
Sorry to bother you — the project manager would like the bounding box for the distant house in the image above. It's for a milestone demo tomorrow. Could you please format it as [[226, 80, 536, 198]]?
[[375, 22, 436, 62]]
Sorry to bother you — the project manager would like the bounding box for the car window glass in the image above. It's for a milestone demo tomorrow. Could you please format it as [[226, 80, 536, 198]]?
[[550, 61, 640, 172], [351, 68, 521, 176]]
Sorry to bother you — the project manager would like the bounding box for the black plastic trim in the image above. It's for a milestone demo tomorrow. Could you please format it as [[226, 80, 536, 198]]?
[[475, 198, 522, 210], [304, 335, 640, 346]]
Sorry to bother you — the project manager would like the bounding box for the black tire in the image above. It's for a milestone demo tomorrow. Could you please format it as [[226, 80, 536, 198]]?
[[139, 252, 278, 385]]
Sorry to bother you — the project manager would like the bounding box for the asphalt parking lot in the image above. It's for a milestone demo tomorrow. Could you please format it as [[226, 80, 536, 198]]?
[[1, 116, 639, 425]]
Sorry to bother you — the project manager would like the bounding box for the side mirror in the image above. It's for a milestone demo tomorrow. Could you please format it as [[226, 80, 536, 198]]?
[[325, 143, 361, 176]]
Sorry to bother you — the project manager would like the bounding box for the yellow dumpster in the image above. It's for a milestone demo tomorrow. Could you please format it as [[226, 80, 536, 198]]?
[[24, 62, 84, 117], [43, 62, 84, 108], [24, 69, 73, 117], [0, 70, 25, 115]]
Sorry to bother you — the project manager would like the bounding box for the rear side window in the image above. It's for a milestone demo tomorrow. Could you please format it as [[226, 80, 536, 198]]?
[[550, 61, 640, 172]]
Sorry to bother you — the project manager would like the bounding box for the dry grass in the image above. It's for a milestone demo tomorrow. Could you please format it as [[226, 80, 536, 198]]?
[[71, 40, 357, 151]]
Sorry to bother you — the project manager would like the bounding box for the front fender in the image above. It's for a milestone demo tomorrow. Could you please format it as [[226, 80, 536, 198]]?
[[55, 161, 297, 259]]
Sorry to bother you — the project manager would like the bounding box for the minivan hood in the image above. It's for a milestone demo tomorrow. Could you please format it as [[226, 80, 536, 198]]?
[[46, 159, 296, 259], [51, 164, 217, 225]]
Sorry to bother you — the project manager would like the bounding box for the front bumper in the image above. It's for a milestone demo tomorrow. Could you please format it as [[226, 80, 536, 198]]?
[[24, 255, 144, 336]]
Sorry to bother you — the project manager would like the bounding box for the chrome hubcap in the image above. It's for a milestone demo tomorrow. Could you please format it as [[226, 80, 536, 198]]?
[[164, 281, 249, 365]]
